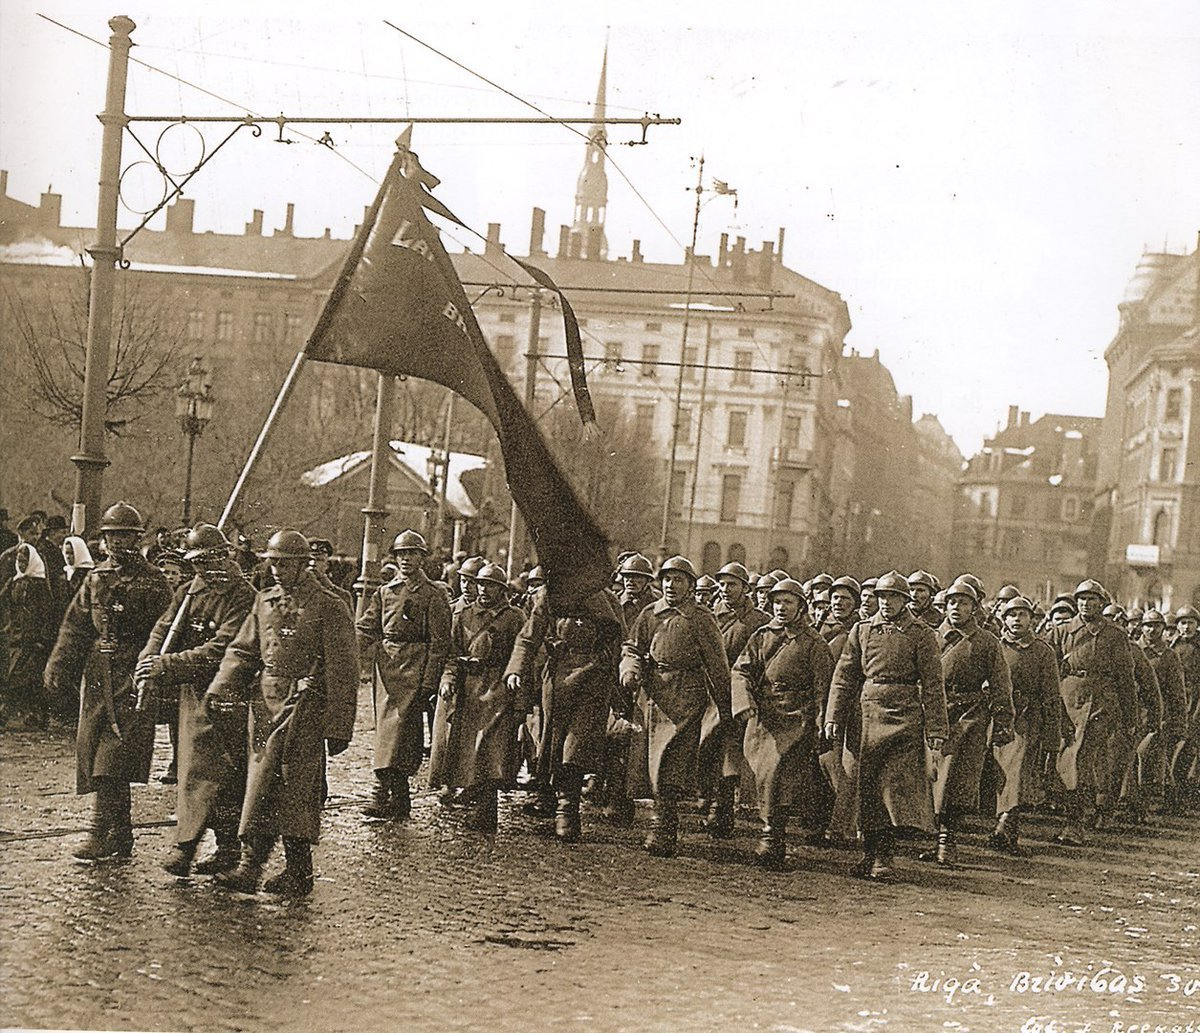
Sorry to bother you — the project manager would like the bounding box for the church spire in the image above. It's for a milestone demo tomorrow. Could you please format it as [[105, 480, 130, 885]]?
[[571, 43, 608, 260]]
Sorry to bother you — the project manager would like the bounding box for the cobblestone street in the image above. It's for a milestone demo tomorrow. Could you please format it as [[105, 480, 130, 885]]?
[[2, 702, 1198, 1033]]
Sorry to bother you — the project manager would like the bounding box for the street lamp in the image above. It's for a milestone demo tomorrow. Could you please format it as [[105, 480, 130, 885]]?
[[175, 356, 214, 525]]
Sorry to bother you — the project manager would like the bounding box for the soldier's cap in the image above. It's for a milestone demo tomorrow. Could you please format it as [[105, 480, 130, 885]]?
[[716, 561, 751, 584], [308, 538, 335, 557], [183, 522, 230, 560], [768, 578, 807, 603], [391, 529, 429, 554], [944, 578, 980, 604], [907, 569, 937, 591], [1001, 596, 1035, 617], [1164, 612, 1178, 627], [874, 570, 911, 599], [830, 575, 861, 599], [810, 587, 831, 603], [1140, 609, 1166, 625], [933, 590, 947, 607], [1073, 578, 1107, 600], [1176, 605, 1200, 621], [1127, 606, 1145, 622]]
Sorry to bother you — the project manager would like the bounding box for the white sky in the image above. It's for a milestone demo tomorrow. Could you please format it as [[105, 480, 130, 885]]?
[[2, 0, 1198, 454]]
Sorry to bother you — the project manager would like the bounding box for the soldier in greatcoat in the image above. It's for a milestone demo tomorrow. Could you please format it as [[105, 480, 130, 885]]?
[[907, 570, 943, 629], [1171, 606, 1200, 808], [1045, 579, 1138, 844], [136, 524, 256, 877], [355, 529, 452, 820], [697, 561, 769, 838], [990, 595, 1062, 855], [428, 562, 526, 832], [825, 570, 948, 881], [1107, 606, 1163, 824], [0, 544, 55, 728], [921, 578, 1014, 866], [619, 556, 731, 857], [505, 580, 625, 843], [206, 530, 357, 896], [44, 502, 171, 860], [1138, 610, 1189, 813], [731, 578, 834, 869]]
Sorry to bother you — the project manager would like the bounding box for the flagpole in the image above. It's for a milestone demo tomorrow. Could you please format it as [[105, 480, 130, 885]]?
[[355, 372, 397, 618], [506, 291, 542, 577]]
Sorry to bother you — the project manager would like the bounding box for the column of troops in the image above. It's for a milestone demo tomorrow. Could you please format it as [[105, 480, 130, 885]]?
[[28, 500, 1200, 896]]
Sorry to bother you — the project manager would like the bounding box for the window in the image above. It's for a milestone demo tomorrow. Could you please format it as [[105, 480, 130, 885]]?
[[683, 345, 698, 382], [253, 312, 274, 344], [733, 349, 753, 386], [728, 410, 748, 448], [1165, 388, 1182, 420], [498, 311, 516, 324], [766, 545, 788, 570], [494, 334, 516, 369], [216, 311, 234, 342], [774, 480, 795, 529], [641, 343, 660, 378], [604, 342, 624, 368], [677, 406, 693, 445], [701, 541, 722, 573], [1061, 496, 1079, 522], [719, 475, 741, 523], [787, 349, 812, 392], [1153, 509, 1171, 547], [783, 414, 802, 449], [284, 314, 303, 345], [737, 327, 755, 339], [186, 310, 205, 341], [645, 321, 662, 332], [1159, 447, 1178, 482], [634, 403, 655, 439], [728, 543, 748, 565]]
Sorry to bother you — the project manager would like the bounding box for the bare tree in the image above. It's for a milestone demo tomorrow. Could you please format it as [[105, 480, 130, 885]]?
[[3, 266, 181, 435]]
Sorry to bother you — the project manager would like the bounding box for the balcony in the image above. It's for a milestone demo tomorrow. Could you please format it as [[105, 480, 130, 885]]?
[[771, 445, 812, 470], [1125, 543, 1172, 569]]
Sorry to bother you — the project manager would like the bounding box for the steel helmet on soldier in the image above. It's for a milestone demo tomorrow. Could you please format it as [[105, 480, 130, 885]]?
[[459, 555, 486, 580], [769, 577, 807, 603], [1140, 609, 1165, 626], [695, 574, 717, 592], [1049, 593, 1077, 615], [995, 584, 1021, 602], [475, 562, 509, 588], [1103, 603, 1126, 620], [1176, 605, 1200, 621], [659, 555, 698, 583], [618, 554, 654, 578], [831, 575, 861, 600], [768, 568, 791, 581], [861, 577, 878, 593], [716, 561, 751, 584], [392, 529, 429, 554], [756, 571, 782, 591], [958, 573, 986, 600], [262, 529, 310, 559], [183, 522, 229, 560], [907, 569, 936, 591], [1001, 596, 1035, 617], [945, 578, 980, 604], [809, 572, 834, 590], [526, 563, 546, 585], [99, 501, 145, 533], [1073, 578, 1107, 600], [874, 570, 912, 599]]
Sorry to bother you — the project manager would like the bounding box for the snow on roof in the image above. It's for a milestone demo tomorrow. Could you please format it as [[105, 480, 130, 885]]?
[[1003, 446, 1035, 456], [300, 439, 487, 517], [0, 242, 296, 279]]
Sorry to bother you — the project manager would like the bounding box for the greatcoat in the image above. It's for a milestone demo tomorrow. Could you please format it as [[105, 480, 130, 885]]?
[[701, 596, 770, 780], [994, 630, 1061, 813]]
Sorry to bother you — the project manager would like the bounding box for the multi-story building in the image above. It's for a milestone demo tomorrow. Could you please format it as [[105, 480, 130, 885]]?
[[1094, 243, 1200, 610], [952, 406, 1101, 602]]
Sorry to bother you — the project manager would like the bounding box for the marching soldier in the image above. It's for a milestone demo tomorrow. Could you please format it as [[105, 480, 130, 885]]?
[[907, 570, 942, 629], [44, 502, 171, 860], [813, 576, 861, 833], [356, 530, 452, 820], [1047, 594, 1077, 630], [698, 561, 769, 838], [731, 579, 834, 869], [620, 556, 731, 857], [859, 577, 879, 621], [922, 578, 1014, 865], [695, 574, 719, 609], [825, 570, 948, 881], [428, 562, 526, 832], [991, 596, 1061, 855], [1138, 610, 1189, 813], [505, 579, 626, 843], [308, 539, 353, 614], [1046, 579, 1138, 844], [206, 530, 358, 896], [1107, 606, 1163, 824], [137, 523, 256, 877], [754, 571, 781, 613], [453, 555, 486, 614], [1172, 606, 1200, 807]]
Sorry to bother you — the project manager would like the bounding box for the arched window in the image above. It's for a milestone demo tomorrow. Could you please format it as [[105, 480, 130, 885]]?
[[1153, 509, 1171, 548], [767, 545, 789, 571], [701, 541, 722, 573], [727, 542, 747, 565]]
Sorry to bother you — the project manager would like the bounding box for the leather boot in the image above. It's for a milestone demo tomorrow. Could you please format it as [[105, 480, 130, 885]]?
[[109, 781, 134, 858], [919, 823, 956, 865], [989, 812, 1027, 856], [704, 777, 737, 840], [869, 827, 896, 880], [361, 773, 392, 819], [263, 838, 313, 897], [849, 830, 877, 879], [389, 773, 412, 820], [644, 788, 680, 857], [753, 816, 787, 870], [215, 837, 273, 893], [464, 785, 499, 833], [1054, 793, 1087, 845], [162, 837, 199, 877], [554, 768, 583, 843], [194, 827, 242, 875], [73, 780, 119, 861]]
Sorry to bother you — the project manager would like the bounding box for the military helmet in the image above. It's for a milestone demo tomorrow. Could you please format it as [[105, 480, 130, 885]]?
[[769, 577, 807, 603], [755, 571, 782, 590], [768, 568, 791, 581], [618, 553, 654, 578], [659, 555, 698, 583], [945, 578, 979, 604], [460, 555, 486, 579], [526, 563, 546, 584], [907, 569, 937, 591], [809, 572, 834, 589], [1001, 595, 1035, 616], [1127, 606, 1145, 623], [1102, 603, 1127, 620], [831, 575, 861, 600], [716, 561, 751, 584], [874, 570, 912, 599], [933, 590, 947, 608], [1049, 594, 1077, 615], [391, 529, 429, 554], [475, 562, 509, 588], [958, 573, 986, 600], [262, 529, 310, 559], [99, 500, 145, 533], [695, 574, 718, 592], [861, 577, 878, 593], [1176, 605, 1200, 621], [1073, 578, 1107, 600], [1140, 609, 1166, 626], [183, 522, 229, 560], [995, 584, 1021, 602], [1164, 612, 1178, 628]]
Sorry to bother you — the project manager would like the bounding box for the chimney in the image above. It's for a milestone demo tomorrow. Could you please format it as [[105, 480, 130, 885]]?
[[528, 207, 545, 257], [246, 209, 264, 236], [323, 227, 331, 240], [485, 222, 503, 258], [568, 231, 583, 259], [777, 226, 786, 265], [718, 232, 729, 268], [1019, 410, 1030, 427], [557, 224, 571, 259], [586, 225, 603, 261], [730, 236, 747, 282], [760, 240, 775, 285], [279, 202, 295, 238], [631, 239, 643, 263], [166, 197, 195, 235], [1007, 404, 1019, 429], [0, 170, 8, 197], [39, 188, 62, 229]]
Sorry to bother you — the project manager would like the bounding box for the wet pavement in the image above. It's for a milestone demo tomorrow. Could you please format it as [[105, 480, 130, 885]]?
[[2, 698, 1198, 1033]]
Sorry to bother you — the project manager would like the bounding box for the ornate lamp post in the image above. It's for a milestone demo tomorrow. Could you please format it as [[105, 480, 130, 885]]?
[[175, 356, 214, 525]]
